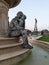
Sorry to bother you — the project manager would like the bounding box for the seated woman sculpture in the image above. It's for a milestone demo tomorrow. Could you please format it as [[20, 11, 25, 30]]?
[[8, 11, 33, 49]]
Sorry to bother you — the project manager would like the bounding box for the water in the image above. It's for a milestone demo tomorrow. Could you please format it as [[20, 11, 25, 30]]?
[[16, 45, 49, 65]]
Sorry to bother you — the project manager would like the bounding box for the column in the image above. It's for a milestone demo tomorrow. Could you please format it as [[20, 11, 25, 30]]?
[[0, 1, 9, 36]]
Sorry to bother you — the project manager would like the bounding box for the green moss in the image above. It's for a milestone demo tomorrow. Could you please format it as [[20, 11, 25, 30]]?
[[38, 35, 49, 42]]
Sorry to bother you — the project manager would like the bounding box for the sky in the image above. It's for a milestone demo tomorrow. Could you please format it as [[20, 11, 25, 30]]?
[[8, 0, 49, 31]]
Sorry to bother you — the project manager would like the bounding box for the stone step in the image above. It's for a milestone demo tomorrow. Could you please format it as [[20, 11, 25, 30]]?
[[0, 37, 20, 45], [0, 42, 23, 55], [0, 49, 30, 65]]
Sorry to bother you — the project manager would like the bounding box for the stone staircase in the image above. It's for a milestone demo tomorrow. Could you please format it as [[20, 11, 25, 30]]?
[[0, 37, 30, 65]]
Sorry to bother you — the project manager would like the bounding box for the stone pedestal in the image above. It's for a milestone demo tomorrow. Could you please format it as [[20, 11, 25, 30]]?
[[0, 1, 9, 36]]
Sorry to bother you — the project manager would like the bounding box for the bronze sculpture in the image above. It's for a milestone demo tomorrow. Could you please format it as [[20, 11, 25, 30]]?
[[8, 11, 33, 49]]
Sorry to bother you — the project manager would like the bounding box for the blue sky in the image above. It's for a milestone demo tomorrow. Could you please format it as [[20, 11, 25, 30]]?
[[8, 0, 49, 31]]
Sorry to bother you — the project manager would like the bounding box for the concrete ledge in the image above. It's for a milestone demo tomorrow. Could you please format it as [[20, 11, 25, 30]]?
[[0, 43, 23, 55], [0, 43, 22, 48], [29, 36, 49, 51], [0, 37, 18, 39], [30, 39, 49, 51], [36, 40, 49, 44], [0, 37, 31, 65], [34, 40, 49, 46], [0, 49, 30, 65], [0, 37, 20, 45]]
